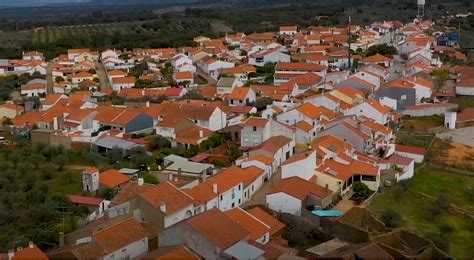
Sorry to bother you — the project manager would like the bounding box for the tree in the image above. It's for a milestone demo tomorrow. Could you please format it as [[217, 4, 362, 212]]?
[[352, 182, 371, 200], [149, 135, 171, 150], [366, 44, 397, 57], [379, 209, 401, 228], [129, 147, 151, 168], [250, 97, 273, 111], [55, 76, 65, 83], [53, 154, 69, 171], [106, 147, 124, 163]]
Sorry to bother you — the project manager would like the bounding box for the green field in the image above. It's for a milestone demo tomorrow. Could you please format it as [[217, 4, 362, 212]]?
[[41, 170, 83, 195], [369, 166, 474, 258]]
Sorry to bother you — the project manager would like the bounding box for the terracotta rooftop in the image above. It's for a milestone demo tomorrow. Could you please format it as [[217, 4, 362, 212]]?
[[99, 169, 131, 188], [188, 208, 249, 250], [139, 181, 193, 215], [247, 207, 285, 236], [10, 244, 48, 260], [225, 207, 270, 241], [269, 176, 330, 200], [93, 218, 147, 254]]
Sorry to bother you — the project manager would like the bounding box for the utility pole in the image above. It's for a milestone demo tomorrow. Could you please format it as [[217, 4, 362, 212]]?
[[348, 16, 352, 70], [56, 205, 70, 235]]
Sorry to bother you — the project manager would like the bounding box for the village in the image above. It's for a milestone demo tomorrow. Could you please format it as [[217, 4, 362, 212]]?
[[1, 12, 474, 260]]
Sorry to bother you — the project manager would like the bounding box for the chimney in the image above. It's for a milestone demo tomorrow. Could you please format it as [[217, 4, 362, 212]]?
[[168, 173, 173, 181], [199, 129, 204, 138], [178, 168, 182, 176], [202, 170, 208, 181], [138, 178, 144, 186], [146, 101, 150, 108], [160, 202, 166, 213], [28, 242, 34, 249], [174, 177, 178, 182], [141, 88, 145, 96], [212, 183, 218, 194], [8, 250, 14, 260]]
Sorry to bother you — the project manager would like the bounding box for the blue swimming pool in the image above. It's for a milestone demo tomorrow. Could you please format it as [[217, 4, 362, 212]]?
[[312, 210, 343, 217]]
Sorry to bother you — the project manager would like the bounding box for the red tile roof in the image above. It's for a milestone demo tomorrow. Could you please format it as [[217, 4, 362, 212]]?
[[243, 117, 269, 127], [247, 207, 285, 236], [188, 208, 249, 250], [111, 76, 136, 84], [93, 218, 147, 254], [367, 99, 390, 114], [99, 169, 131, 188], [269, 176, 330, 200], [11, 244, 48, 260], [229, 87, 252, 100], [139, 181, 193, 215], [361, 54, 392, 63], [68, 195, 103, 206], [276, 62, 326, 71], [174, 71, 193, 80], [395, 144, 426, 155], [225, 207, 270, 241], [146, 246, 200, 260]]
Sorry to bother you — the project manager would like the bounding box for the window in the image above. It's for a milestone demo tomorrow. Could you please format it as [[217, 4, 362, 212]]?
[[238, 184, 241, 190], [231, 203, 235, 208], [253, 126, 257, 131], [401, 95, 407, 100], [362, 175, 376, 181], [262, 235, 266, 243], [220, 195, 223, 201], [238, 199, 241, 204]]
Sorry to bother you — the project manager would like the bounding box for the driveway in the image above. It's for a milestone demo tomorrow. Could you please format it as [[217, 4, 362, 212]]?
[[437, 127, 474, 147], [243, 168, 282, 208]]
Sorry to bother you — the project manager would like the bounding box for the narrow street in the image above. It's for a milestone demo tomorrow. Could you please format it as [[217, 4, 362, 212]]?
[[195, 66, 216, 85], [243, 168, 282, 208], [95, 61, 111, 89], [46, 61, 53, 94]]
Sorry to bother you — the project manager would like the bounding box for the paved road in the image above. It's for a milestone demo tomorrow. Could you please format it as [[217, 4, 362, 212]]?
[[95, 61, 111, 89], [243, 168, 282, 208], [46, 62, 53, 94]]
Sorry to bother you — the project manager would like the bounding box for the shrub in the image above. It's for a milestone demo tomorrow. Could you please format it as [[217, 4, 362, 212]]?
[[435, 194, 450, 209], [423, 205, 442, 221], [439, 223, 454, 238], [141, 172, 159, 185], [379, 209, 401, 228], [352, 182, 371, 200]]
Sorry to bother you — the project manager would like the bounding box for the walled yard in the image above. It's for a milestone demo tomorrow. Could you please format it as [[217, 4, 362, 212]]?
[[369, 165, 474, 259]]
